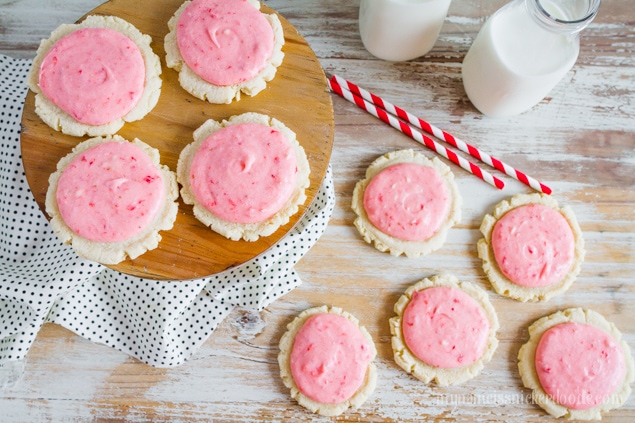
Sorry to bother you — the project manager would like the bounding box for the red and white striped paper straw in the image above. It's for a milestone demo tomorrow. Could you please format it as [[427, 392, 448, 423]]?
[[330, 74, 551, 195], [328, 78, 505, 190]]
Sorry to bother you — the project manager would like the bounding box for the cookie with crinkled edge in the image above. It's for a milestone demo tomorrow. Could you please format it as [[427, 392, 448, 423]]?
[[176, 112, 310, 242], [164, 0, 285, 104], [390, 274, 499, 386], [477, 193, 585, 302], [518, 308, 634, 420], [278, 305, 378, 417], [351, 149, 462, 257], [28, 15, 162, 137], [45, 135, 179, 264]]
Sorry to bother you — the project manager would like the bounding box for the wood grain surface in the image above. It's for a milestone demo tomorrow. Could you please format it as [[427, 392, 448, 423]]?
[[2, 0, 635, 422], [19, 0, 334, 280]]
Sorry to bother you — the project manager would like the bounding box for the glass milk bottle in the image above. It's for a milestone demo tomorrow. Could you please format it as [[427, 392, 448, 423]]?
[[461, 0, 601, 117], [359, 0, 452, 62]]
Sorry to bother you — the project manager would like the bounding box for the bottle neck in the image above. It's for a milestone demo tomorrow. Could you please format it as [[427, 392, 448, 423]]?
[[524, 0, 601, 35]]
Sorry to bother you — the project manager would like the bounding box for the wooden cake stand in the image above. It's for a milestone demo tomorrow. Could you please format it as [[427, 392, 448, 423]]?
[[20, 0, 334, 280]]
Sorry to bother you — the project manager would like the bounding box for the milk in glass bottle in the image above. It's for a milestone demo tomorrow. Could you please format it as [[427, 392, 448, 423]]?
[[461, 0, 601, 117], [359, 0, 452, 62]]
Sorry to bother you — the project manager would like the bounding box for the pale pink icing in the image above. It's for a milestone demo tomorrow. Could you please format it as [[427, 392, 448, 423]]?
[[363, 163, 450, 241], [176, 0, 274, 86], [290, 313, 373, 404], [39, 27, 145, 126], [491, 204, 575, 287], [535, 322, 625, 410], [402, 286, 490, 368], [189, 123, 297, 224], [56, 141, 165, 243]]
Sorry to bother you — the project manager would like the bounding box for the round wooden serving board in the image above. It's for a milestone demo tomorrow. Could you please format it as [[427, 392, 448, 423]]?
[[20, 0, 334, 281]]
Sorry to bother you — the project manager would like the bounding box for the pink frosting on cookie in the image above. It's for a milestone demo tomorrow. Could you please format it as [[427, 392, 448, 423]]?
[[189, 123, 297, 224], [39, 27, 145, 126], [290, 313, 373, 404], [56, 141, 165, 243], [402, 286, 490, 368], [491, 204, 575, 287], [363, 163, 450, 241], [535, 322, 625, 410], [176, 0, 274, 86]]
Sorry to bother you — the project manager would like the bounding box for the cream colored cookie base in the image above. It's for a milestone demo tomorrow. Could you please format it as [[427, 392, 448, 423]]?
[[177, 112, 310, 242], [390, 274, 499, 386], [351, 149, 462, 257], [45, 135, 179, 265], [28, 15, 162, 137], [518, 308, 634, 420], [477, 193, 585, 302], [164, 0, 285, 104], [278, 305, 378, 417]]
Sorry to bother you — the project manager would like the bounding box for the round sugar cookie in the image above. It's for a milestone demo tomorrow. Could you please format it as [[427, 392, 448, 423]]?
[[518, 308, 634, 420], [352, 149, 462, 257], [164, 0, 285, 104], [278, 305, 377, 417], [28, 15, 162, 137], [45, 135, 179, 265], [176, 112, 310, 241], [477, 193, 585, 302], [390, 274, 499, 385]]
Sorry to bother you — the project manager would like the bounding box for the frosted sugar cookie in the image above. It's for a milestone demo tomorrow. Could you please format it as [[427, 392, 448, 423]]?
[[278, 305, 377, 417], [28, 15, 162, 137], [518, 308, 634, 420], [477, 193, 585, 302], [177, 112, 310, 241], [46, 136, 179, 264], [352, 149, 461, 257], [165, 0, 285, 103], [390, 274, 499, 386]]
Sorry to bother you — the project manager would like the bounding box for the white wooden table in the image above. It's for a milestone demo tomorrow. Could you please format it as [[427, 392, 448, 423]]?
[[1, 0, 634, 421]]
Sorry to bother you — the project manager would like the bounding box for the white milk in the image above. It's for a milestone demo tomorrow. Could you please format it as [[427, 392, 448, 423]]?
[[359, 0, 452, 62], [462, 0, 599, 117]]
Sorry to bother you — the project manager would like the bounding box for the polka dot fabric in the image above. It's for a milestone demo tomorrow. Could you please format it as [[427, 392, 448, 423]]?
[[0, 55, 335, 368]]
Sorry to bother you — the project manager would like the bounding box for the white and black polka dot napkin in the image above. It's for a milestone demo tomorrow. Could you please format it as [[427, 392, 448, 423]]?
[[0, 54, 335, 367]]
